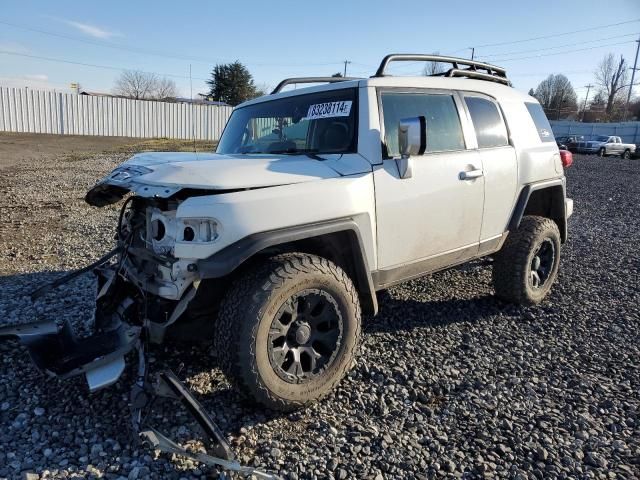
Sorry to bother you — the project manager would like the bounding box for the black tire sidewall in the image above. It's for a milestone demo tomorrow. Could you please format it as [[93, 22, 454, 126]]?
[[252, 271, 359, 403]]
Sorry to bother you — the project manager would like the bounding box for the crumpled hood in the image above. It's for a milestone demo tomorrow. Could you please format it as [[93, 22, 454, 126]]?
[[86, 151, 368, 207]]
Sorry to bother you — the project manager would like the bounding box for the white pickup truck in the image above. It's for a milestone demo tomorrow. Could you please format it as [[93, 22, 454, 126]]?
[[576, 135, 636, 158]]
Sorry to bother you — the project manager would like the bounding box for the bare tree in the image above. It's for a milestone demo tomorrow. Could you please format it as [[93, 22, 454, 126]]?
[[152, 77, 178, 100], [594, 53, 628, 119], [113, 70, 178, 100], [113, 71, 157, 99], [533, 74, 578, 120], [423, 52, 446, 76]]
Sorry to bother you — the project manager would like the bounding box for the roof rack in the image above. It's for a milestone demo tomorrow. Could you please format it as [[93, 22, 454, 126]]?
[[373, 54, 511, 86], [271, 76, 361, 94]]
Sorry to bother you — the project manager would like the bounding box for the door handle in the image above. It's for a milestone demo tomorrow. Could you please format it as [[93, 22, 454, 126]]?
[[459, 169, 484, 180]]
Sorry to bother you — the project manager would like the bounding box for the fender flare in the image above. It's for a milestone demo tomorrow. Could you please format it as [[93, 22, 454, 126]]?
[[508, 179, 568, 242], [196, 218, 378, 315]]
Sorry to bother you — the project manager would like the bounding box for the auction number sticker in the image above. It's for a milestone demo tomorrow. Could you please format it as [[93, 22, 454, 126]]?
[[306, 101, 352, 120]]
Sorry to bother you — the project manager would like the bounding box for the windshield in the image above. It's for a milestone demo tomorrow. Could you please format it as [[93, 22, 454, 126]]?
[[595, 136, 610, 142], [217, 88, 358, 155]]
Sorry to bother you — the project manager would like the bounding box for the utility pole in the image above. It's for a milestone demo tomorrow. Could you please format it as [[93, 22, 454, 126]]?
[[581, 84, 592, 122], [470, 47, 475, 60], [343, 60, 352, 77], [623, 33, 640, 121]]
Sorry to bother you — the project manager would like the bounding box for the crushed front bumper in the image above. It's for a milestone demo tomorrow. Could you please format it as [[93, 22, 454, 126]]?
[[0, 247, 281, 479]]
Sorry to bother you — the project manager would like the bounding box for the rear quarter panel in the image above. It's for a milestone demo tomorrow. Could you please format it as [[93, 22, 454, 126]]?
[[502, 99, 563, 185]]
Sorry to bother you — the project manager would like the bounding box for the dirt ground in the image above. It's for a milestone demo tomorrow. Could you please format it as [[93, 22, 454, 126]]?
[[0, 132, 215, 170]]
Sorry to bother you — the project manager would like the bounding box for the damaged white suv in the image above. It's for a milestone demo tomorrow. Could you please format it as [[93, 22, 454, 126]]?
[[4, 55, 574, 415]]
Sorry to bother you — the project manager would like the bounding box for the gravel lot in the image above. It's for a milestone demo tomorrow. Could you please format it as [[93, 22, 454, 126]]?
[[0, 135, 638, 480]]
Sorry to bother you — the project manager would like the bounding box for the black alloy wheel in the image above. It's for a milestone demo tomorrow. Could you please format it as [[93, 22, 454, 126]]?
[[268, 289, 343, 384]]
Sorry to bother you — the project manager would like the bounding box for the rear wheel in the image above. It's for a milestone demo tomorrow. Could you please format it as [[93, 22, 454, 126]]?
[[622, 149, 631, 159], [598, 147, 606, 157], [492, 216, 561, 305], [214, 253, 361, 411]]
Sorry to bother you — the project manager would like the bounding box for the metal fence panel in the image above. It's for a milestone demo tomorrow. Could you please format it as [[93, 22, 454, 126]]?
[[0, 86, 234, 141], [550, 120, 640, 144]]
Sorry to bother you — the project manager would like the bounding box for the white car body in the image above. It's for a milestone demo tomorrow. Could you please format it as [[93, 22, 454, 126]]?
[[87, 72, 573, 311], [1, 55, 576, 429]]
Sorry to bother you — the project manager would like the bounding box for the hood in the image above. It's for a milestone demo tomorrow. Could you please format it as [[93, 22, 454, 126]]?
[[85, 151, 371, 207]]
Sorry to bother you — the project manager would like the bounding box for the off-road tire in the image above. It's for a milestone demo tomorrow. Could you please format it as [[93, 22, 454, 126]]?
[[492, 215, 561, 306], [622, 149, 631, 160], [214, 253, 361, 411], [598, 147, 606, 157]]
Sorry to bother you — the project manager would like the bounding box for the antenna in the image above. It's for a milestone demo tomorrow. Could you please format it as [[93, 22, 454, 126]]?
[[189, 64, 198, 157]]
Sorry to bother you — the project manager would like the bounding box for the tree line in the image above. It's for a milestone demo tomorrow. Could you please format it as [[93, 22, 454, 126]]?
[[111, 61, 265, 105], [109, 51, 638, 121], [528, 53, 637, 122]]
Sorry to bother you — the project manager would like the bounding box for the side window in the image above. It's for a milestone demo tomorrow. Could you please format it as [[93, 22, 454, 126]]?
[[464, 96, 509, 148], [524, 102, 554, 143], [381, 92, 465, 156]]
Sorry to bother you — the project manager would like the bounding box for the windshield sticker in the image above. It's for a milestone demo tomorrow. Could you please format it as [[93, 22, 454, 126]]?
[[305, 101, 352, 120]]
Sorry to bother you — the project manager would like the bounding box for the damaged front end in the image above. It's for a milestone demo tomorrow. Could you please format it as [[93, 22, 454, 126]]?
[[0, 188, 279, 479]]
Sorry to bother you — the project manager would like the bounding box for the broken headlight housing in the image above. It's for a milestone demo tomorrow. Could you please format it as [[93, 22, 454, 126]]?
[[147, 208, 220, 256]]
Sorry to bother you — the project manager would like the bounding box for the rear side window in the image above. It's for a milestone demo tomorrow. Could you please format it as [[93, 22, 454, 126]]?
[[381, 92, 465, 156], [464, 97, 509, 148], [525, 102, 554, 143]]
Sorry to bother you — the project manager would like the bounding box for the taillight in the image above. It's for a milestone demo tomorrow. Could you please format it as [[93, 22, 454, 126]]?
[[559, 150, 573, 168]]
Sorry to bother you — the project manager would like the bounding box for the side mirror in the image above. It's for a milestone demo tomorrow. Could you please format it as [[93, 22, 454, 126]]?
[[397, 116, 427, 179]]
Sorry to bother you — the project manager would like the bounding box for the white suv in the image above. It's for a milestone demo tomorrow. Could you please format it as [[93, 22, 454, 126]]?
[[6, 55, 574, 413]]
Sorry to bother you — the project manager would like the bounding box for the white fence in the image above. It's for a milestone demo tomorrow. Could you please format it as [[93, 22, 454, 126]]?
[[550, 120, 640, 144], [0, 87, 234, 141]]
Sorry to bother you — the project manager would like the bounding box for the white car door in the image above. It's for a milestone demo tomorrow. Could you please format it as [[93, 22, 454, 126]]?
[[461, 94, 517, 251], [373, 89, 484, 284]]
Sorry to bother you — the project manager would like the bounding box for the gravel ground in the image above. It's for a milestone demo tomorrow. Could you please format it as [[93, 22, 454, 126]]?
[[0, 144, 638, 480]]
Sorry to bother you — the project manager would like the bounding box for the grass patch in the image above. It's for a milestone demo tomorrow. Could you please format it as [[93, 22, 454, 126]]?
[[112, 138, 217, 154], [58, 138, 217, 162]]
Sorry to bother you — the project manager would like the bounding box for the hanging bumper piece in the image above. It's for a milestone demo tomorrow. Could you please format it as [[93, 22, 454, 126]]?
[[0, 247, 281, 480]]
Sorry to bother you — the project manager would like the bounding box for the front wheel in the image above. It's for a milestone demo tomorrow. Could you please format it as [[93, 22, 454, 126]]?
[[622, 149, 631, 160], [492, 216, 561, 306], [598, 147, 606, 157], [214, 253, 361, 411]]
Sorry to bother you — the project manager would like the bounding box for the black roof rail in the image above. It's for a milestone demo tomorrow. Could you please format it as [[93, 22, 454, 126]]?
[[373, 54, 511, 86], [271, 77, 361, 94]]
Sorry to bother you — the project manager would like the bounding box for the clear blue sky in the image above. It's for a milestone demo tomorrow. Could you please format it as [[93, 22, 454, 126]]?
[[1, 0, 639, 102]]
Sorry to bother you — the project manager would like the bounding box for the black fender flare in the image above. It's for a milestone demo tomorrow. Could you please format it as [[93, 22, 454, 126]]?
[[508, 179, 568, 242], [196, 218, 378, 315]]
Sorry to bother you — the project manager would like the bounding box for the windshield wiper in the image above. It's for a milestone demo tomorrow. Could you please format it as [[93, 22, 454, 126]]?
[[269, 149, 327, 161]]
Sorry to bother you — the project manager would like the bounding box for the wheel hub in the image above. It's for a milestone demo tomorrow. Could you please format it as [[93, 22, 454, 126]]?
[[267, 289, 343, 384], [292, 322, 311, 345]]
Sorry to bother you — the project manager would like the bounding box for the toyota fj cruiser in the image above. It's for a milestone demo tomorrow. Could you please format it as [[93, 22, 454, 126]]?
[[2, 55, 573, 460]]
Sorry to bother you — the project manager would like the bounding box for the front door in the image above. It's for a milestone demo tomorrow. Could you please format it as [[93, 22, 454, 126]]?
[[373, 90, 484, 284]]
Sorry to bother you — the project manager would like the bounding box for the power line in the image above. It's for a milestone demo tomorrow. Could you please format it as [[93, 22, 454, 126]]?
[[471, 18, 640, 49], [481, 33, 639, 59], [0, 19, 345, 68], [0, 49, 210, 81], [480, 40, 637, 63]]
